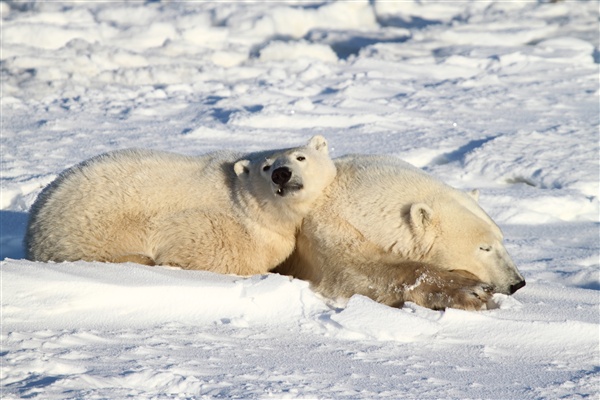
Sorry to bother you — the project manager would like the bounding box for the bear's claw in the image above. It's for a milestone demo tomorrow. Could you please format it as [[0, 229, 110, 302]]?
[[451, 282, 494, 310]]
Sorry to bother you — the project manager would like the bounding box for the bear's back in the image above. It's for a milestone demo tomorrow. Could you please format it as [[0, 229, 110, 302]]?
[[30, 149, 240, 220], [332, 155, 499, 233], [25, 149, 241, 261], [327, 155, 449, 214]]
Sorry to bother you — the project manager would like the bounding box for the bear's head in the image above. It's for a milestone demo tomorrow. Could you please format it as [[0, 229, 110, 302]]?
[[233, 135, 337, 216], [409, 190, 526, 295]]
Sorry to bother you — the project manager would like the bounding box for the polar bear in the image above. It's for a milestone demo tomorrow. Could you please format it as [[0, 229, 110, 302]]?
[[25, 136, 336, 275], [275, 154, 526, 311]]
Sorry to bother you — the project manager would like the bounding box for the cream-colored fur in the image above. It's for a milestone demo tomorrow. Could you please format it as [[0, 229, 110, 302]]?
[[276, 154, 525, 310], [25, 136, 337, 275]]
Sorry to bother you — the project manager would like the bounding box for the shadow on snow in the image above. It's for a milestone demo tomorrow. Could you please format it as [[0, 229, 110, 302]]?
[[1, 210, 28, 260]]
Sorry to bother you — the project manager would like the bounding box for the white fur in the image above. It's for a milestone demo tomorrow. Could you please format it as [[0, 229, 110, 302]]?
[[276, 154, 525, 310], [25, 136, 336, 275]]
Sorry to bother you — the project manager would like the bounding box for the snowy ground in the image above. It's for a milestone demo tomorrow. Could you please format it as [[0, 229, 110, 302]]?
[[1, 1, 599, 399]]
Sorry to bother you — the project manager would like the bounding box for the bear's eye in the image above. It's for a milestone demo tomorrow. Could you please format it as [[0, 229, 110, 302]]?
[[263, 165, 271, 172], [479, 246, 492, 252], [296, 156, 306, 161]]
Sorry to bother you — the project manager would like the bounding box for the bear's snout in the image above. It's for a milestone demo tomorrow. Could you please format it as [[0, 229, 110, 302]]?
[[509, 279, 526, 294], [272, 167, 292, 186]]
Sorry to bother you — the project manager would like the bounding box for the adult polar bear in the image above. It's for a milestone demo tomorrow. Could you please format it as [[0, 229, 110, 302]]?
[[25, 136, 336, 275], [276, 154, 526, 311]]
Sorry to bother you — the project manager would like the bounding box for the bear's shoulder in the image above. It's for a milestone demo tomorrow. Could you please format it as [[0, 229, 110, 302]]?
[[335, 154, 418, 170], [331, 154, 442, 197]]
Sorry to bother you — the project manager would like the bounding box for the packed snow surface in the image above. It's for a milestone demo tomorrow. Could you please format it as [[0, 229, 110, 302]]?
[[1, 1, 599, 399]]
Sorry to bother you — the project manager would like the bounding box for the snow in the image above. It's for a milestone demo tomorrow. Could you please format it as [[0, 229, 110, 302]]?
[[1, 0, 598, 398]]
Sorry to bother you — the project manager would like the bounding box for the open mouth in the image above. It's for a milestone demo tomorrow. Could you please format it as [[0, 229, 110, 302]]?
[[276, 183, 304, 197]]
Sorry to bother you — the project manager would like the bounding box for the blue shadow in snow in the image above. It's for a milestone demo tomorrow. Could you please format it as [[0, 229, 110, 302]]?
[[428, 136, 498, 167], [0, 210, 28, 260], [3, 374, 65, 399]]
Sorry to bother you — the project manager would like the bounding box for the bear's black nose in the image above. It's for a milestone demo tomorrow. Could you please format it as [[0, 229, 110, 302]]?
[[509, 279, 526, 294], [271, 167, 292, 185]]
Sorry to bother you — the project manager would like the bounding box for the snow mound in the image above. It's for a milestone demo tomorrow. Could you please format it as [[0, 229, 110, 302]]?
[[1, 261, 329, 331]]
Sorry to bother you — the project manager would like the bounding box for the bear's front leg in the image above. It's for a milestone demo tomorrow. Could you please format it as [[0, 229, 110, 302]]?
[[378, 262, 493, 311], [315, 258, 493, 311]]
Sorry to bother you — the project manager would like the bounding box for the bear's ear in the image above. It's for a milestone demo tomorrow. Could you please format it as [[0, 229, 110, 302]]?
[[467, 189, 480, 202], [307, 135, 328, 153], [409, 203, 434, 233], [234, 159, 250, 177]]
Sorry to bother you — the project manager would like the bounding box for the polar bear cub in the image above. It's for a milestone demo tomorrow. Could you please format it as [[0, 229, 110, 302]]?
[[25, 136, 336, 275], [275, 154, 526, 311]]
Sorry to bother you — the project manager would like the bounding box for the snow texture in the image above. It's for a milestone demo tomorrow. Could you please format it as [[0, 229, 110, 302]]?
[[1, 1, 599, 399]]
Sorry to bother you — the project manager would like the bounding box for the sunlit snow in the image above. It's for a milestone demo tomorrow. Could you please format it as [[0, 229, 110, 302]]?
[[1, 1, 598, 399]]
